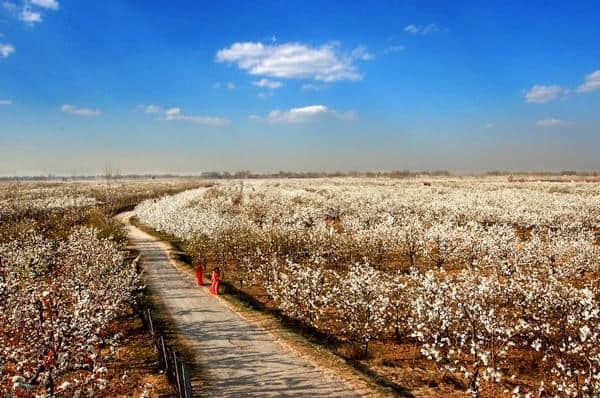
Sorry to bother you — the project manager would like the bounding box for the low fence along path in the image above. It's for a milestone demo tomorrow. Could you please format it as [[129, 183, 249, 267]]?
[[118, 211, 360, 397]]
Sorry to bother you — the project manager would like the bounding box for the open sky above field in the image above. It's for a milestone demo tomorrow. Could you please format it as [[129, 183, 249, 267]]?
[[1, 0, 599, 175]]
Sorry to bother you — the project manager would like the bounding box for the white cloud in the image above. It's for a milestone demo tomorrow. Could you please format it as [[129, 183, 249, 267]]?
[[257, 91, 275, 99], [164, 107, 180, 117], [212, 81, 235, 90], [577, 70, 600, 93], [525, 84, 568, 103], [536, 118, 562, 127], [351, 45, 374, 61], [404, 23, 444, 35], [143, 104, 229, 126], [30, 0, 59, 10], [384, 45, 405, 54], [301, 83, 327, 91], [4, 1, 59, 25], [485, 123, 493, 128], [165, 109, 229, 126], [20, 7, 42, 24], [404, 24, 419, 34], [248, 114, 261, 121], [2, 2, 17, 13], [61, 104, 101, 117], [252, 78, 282, 89], [0, 43, 15, 58], [260, 104, 356, 124], [216, 41, 371, 82], [0, 99, 11, 105], [144, 104, 164, 114]]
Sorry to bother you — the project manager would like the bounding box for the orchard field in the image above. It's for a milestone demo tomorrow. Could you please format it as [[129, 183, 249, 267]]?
[[134, 177, 600, 397], [0, 179, 206, 397]]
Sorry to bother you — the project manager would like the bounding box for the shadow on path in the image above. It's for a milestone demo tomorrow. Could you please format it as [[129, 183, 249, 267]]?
[[120, 212, 361, 397]]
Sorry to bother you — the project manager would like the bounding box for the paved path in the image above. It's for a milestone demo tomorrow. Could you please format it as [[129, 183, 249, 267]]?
[[118, 212, 361, 397]]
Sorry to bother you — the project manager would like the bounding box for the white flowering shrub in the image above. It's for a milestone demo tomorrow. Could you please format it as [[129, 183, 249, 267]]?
[[422, 221, 460, 269], [329, 263, 389, 357], [395, 216, 424, 268], [133, 178, 600, 393], [0, 227, 141, 396], [409, 270, 516, 397], [450, 221, 488, 269], [508, 265, 600, 397], [265, 258, 332, 327], [0, 179, 208, 396], [385, 272, 410, 340]]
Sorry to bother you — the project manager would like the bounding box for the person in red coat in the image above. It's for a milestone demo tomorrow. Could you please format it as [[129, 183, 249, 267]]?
[[196, 260, 204, 286], [209, 267, 221, 295]]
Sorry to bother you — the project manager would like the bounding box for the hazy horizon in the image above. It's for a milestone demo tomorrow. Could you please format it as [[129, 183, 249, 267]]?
[[1, 1, 599, 175]]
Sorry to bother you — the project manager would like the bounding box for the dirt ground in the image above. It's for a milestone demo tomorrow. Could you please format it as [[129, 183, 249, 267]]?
[[119, 211, 375, 397]]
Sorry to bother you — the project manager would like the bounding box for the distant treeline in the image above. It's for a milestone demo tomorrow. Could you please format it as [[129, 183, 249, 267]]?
[[0, 170, 451, 181], [200, 170, 453, 179], [485, 170, 600, 177], [0, 174, 198, 181], [2, 169, 600, 181]]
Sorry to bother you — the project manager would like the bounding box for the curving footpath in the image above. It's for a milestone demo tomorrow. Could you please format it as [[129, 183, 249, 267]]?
[[118, 211, 361, 397]]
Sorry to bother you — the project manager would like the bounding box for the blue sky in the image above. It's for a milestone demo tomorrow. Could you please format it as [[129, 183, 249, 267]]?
[[1, 0, 599, 175]]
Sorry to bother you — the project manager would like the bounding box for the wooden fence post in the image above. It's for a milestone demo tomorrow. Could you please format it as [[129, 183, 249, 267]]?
[[182, 363, 193, 398], [173, 351, 182, 396], [144, 310, 193, 396], [147, 308, 154, 336], [160, 336, 169, 372]]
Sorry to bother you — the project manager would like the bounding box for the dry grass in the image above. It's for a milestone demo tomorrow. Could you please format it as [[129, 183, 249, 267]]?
[[96, 312, 175, 397]]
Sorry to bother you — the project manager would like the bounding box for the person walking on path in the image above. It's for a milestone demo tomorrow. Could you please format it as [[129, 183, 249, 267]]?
[[209, 267, 221, 295], [196, 260, 204, 286]]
